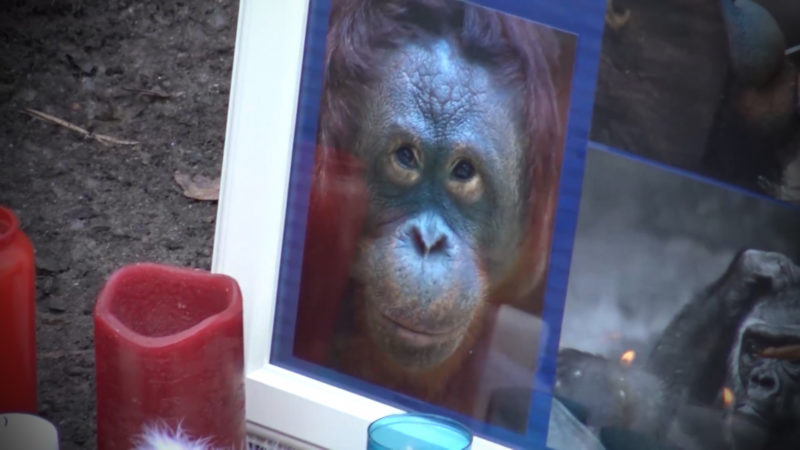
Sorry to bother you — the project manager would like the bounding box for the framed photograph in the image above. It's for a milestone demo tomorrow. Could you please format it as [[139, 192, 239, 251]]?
[[213, 0, 604, 448]]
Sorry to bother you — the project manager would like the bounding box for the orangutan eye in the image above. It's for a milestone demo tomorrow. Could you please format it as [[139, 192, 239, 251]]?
[[446, 159, 483, 203], [394, 146, 418, 169], [387, 145, 421, 186], [452, 160, 476, 180]]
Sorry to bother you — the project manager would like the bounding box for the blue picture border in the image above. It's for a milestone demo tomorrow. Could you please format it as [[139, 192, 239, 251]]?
[[270, 0, 606, 447]]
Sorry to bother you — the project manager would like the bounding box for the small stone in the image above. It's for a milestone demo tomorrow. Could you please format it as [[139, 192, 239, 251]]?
[[36, 251, 70, 273], [38, 275, 55, 296], [207, 10, 227, 30], [47, 296, 68, 313], [68, 205, 96, 219], [165, 238, 184, 250], [105, 65, 124, 76], [85, 177, 100, 190], [66, 364, 84, 377], [89, 217, 111, 233], [69, 218, 86, 230]]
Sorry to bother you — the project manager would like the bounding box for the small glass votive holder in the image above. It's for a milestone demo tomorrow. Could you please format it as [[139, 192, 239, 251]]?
[[0, 413, 59, 450], [367, 413, 472, 450]]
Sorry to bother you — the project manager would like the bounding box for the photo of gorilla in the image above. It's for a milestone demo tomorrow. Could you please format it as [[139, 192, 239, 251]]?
[[290, 0, 577, 429], [548, 147, 800, 450], [554, 250, 800, 450]]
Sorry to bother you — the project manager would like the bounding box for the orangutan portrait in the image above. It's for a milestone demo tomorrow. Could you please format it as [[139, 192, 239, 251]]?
[[292, 0, 576, 426]]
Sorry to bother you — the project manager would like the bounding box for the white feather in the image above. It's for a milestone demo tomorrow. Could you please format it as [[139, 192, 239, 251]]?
[[133, 424, 220, 450]]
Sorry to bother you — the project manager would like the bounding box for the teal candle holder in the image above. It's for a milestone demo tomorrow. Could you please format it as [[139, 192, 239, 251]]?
[[367, 413, 472, 450]]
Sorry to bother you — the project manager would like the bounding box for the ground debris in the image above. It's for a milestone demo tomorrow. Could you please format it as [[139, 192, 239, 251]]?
[[123, 87, 184, 99], [173, 171, 220, 201], [47, 297, 68, 313], [22, 107, 140, 146]]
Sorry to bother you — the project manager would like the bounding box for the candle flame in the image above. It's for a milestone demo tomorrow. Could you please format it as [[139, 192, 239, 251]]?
[[723, 387, 734, 408], [620, 350, 635, 366]]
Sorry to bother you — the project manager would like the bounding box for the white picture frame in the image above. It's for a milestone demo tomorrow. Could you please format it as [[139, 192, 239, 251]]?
[[211, 1, 508, 448], [209, 0, 613, 447]]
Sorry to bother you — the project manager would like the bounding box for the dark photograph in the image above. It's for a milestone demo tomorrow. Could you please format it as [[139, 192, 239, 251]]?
[[289, 0, 577, 430], [549, 147, 800, 450], [592, 0, 800, 203]]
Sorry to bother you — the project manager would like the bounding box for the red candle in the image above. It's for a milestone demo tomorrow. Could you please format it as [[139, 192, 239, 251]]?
[[0, 206, 37, 414], [93, 263, 245, 450]]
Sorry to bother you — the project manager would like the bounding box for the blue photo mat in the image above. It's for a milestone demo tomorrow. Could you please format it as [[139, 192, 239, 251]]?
[[270, 0, 606, 447]]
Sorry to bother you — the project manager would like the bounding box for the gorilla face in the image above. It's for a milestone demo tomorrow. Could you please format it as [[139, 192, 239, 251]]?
[[730, 287, 800, 448], [735, 323, 800, 426]]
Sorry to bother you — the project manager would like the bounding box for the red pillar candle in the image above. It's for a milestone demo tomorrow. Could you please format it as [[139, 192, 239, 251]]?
[[0, 206, 37, 413], [93, 263, 245, 450]]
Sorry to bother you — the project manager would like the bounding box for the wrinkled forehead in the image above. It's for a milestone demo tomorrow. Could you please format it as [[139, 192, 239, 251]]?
[[365, 38, 525, 164], [376, 39, 516, 110], [752, 287, 800, 327], [385, 40, 493, 114]]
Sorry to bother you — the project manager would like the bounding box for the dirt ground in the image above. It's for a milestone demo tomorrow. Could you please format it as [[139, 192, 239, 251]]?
[[0, 1, 237, 448]]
